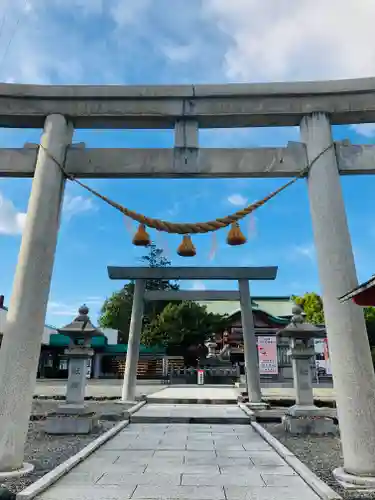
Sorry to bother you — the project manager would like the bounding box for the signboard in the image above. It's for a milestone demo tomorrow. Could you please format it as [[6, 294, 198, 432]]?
[[258, 336, 278, 375], [323, 338, 332, 375], [314, 338, 332, 375], [86, 358, 92, 379], [197, 369, 205, 385]]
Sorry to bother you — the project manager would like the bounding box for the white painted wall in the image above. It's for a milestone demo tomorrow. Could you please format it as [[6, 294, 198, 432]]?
[[0, 307, 57, 344], [0, 307, 117, 346], [101, 328, 118, 344]]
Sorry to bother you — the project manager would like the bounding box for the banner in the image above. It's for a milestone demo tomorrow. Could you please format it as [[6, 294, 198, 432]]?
[[314, 338, 332, 375], [323, 338, 332, 375], [258, 336, 278, 374]]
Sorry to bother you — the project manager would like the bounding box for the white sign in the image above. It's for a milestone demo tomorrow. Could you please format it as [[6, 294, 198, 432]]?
[[258, 336, 278, 375], [197, 369, 205, 385], [86, 358, 92, 379]]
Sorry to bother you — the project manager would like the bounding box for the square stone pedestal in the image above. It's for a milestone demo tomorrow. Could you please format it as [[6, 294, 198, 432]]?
[[45, 404, 99, 435], [283, 405, 337, 435]]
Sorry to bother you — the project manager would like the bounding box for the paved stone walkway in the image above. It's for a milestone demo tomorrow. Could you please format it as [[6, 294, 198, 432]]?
[[147, 386, 239, 403], [131, 404, 248, 423], [37, 414, 321, 499]]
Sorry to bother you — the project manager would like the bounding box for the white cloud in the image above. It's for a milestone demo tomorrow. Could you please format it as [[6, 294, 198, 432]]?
[[47, 297, 103, 318], [162, 43, 196, 63], [0, 192, 26, 235], [85, 296, 104, 306], [109, 0, 151, 26], [0, 190, 95, 237], [205, 0, 375, 82], [62, 194, 96, 220], [227, 193, 248, 206], [292, 243, 316, 261], [190, 281, 206, 291], [351, 124, 375, 138], [47, 301, 78, 317]]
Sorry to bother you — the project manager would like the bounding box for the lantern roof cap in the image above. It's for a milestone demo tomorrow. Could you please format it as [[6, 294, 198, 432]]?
[[57, 304, 104, 338], [277, 304, 325, 338]]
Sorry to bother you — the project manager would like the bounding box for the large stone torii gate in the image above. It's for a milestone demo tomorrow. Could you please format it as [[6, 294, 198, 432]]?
[[0, 79, 374, 488]]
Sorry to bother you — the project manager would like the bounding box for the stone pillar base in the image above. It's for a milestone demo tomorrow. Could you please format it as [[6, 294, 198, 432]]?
[[0, 462, 34, 479], [333, 467, 375, 491], [45, 406, 99, 435], [246, 401, 270, 410], [283, 413, 337, 435], [115, 399, 137, 405]]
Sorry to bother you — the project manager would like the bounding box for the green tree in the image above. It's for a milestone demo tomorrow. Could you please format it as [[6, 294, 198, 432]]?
[[291, 292, 324, 325], [292, 292, 375, 352], [99, 244, 179, 337], [99, 283, 135, 342], [141, 301, 229, 357]]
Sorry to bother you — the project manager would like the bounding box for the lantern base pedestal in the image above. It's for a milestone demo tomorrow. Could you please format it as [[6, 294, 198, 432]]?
[[283, 405, 337, 435], [333, 467, 375, 491], [45, 404, 100, 435], [0, 462, 34, 480]]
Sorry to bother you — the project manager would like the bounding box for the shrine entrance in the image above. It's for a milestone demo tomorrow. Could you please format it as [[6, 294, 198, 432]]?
[[0, 80, 374, 487], [107, 265, 277, 403]]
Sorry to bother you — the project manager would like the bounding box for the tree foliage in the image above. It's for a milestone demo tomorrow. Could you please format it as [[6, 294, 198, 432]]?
[[292, 292, 375, 349], [99, 283, 135, 341], [141, 301, 229, 351], [99, 244, 179, 337], [291, 292, 324, 325]]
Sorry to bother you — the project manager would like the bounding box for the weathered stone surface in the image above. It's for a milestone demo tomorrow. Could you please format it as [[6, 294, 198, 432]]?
[[45, 414, 99, 435]]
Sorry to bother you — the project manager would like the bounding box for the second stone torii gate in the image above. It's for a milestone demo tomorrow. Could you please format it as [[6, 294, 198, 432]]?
[[107, 266, 278, 406]]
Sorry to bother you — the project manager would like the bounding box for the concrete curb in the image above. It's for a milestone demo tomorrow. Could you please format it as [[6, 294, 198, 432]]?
[[250, 421, 342, 500], [16, 400, 146, 500], [237, 402, 256, 421], [126, 400, 147, 416]]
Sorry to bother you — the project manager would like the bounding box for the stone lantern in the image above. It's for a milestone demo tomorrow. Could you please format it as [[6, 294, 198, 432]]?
[[277, 304, 336, 435], [205, 336, 217, 358], [45, 305, 104, 434]]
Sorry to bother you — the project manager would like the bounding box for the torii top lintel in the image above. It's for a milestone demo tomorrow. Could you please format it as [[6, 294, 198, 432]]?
[[107, 266, 278, 281], [2, 77, 375, 128]]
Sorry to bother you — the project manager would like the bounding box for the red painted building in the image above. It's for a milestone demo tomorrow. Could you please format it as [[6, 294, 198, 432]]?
[[339, 275, 375, 306]]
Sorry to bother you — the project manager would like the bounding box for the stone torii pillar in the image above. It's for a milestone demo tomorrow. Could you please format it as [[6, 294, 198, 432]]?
[[0, 114, 73, 477], [301, 112, 375, 488], [238, 279, 267, 408], [120, 279, 146, 403]]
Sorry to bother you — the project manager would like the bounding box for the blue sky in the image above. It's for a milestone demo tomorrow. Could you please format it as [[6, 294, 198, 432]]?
[[0, 0, 375, 326]]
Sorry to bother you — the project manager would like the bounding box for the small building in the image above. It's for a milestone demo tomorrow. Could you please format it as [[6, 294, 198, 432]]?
[[338, 275, 375, 306]]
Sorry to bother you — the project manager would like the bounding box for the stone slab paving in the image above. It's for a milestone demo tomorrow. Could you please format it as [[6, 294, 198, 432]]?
[[147, 387, 239, 403], [131, 404, 249, 423], [36, 419, 321, 500]]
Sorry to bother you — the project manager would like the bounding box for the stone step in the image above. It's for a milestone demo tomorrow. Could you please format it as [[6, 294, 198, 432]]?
[[130, 403, 251, 425], [130, 414, 250, 424], [146, 397, 237, 405]]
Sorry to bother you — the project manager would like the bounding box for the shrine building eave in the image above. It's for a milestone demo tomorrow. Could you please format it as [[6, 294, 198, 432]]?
[[338, 275, 375, 306]]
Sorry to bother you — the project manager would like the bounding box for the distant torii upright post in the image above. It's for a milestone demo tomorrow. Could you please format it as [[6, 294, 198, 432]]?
[[107, 266, 278, 405]]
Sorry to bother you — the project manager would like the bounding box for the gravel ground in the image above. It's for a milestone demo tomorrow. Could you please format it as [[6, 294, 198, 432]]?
[[31, 399, 132, 420], [264, 422, 375, 500], [2, 402, 124, 495]]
